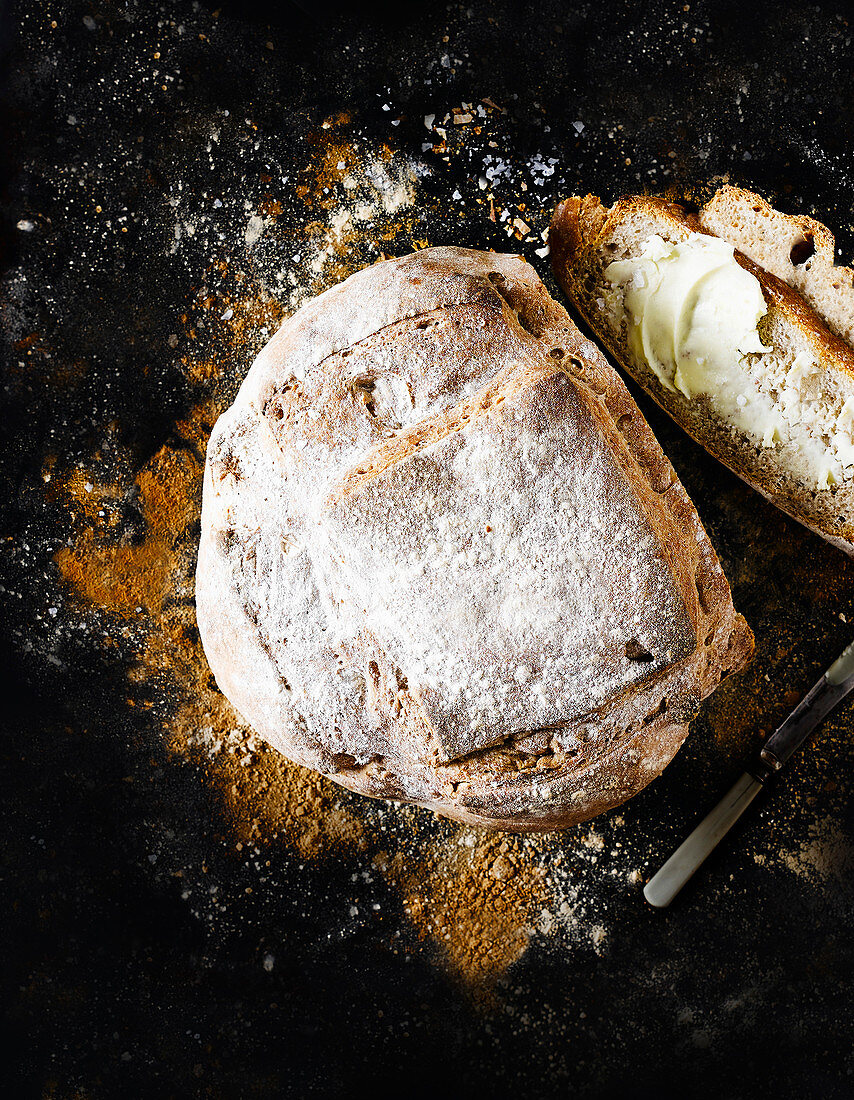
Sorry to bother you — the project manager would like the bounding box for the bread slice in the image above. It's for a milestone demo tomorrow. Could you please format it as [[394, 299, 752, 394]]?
[[196, 246, 752, 832], [700, 185, 854, 350], [550, 192, 854, 555]]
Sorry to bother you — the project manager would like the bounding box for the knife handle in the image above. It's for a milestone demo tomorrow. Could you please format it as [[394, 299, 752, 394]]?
[[826, 636, 854, 685], [643, 772, 768, 908]]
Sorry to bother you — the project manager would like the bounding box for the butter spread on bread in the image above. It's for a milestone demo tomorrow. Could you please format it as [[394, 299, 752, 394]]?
[[551, 191, 854, 552], [605, 233, 775, 422], [196, 246, 752, 832]]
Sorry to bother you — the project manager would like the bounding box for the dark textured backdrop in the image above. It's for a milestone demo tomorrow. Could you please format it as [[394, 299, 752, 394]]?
[[2, 1, 853, 1097]]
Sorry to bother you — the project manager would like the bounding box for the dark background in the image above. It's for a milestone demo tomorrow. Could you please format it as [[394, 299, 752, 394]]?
[[2, 1, 854, 1097]]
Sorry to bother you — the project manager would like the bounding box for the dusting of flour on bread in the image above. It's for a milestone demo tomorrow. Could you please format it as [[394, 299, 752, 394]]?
[[196, 245, 752, 830]]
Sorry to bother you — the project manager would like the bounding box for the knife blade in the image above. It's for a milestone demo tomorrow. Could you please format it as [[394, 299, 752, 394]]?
[[643, 635, 854, 909]]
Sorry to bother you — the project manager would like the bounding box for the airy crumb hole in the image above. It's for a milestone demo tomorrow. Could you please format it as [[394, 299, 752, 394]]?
[[515, 309, 537, 335], [790, 234, 815, 266], [549, 347, 565, 359]]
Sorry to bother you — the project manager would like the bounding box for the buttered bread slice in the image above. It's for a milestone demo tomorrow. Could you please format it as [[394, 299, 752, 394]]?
[[551, 191, 854, 556]]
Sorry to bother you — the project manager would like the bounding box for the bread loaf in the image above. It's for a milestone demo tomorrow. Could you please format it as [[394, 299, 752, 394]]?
[[550, 191, 854, 556], [196, 246, 752, 831]]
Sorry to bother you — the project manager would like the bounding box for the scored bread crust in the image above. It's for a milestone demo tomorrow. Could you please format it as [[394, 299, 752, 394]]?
[[196, 246, 752, 831], [550, 193, 854, 557]]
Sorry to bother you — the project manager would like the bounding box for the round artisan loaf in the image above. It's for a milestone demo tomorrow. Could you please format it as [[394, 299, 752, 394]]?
[[196, 246, 752, 830]]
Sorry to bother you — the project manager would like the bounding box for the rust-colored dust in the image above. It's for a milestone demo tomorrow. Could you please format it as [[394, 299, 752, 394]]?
[[385, 831, 547, 986], [55, 446, 197, 616]]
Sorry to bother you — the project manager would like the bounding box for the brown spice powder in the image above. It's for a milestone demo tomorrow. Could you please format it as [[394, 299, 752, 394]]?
[[386, 832, 547, 985], [55, 445, 199, 617]]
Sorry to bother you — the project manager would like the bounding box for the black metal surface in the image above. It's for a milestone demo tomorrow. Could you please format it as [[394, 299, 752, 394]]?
[[762, 663, 854, 770], [3, 1, 854, 1097]]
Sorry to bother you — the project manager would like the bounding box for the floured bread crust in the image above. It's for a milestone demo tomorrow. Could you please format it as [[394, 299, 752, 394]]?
[[196, 246, 752, 830]]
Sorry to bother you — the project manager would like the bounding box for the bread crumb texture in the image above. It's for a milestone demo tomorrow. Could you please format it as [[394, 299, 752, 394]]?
[[550, 191, 854, 552]]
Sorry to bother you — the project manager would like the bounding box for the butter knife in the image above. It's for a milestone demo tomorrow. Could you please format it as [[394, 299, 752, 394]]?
[[644, 635, 854, 908]]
